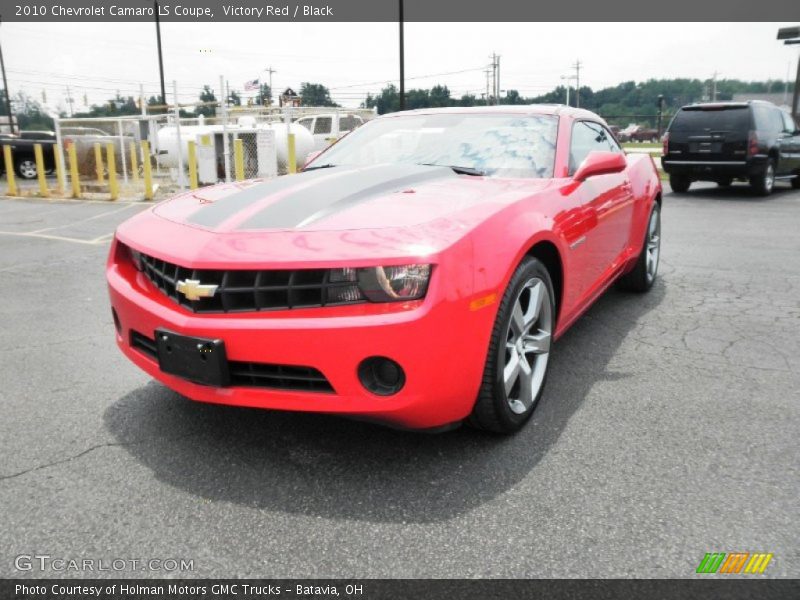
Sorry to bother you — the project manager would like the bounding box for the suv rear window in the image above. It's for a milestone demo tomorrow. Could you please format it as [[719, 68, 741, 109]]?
[[670, 107, 750, 132]]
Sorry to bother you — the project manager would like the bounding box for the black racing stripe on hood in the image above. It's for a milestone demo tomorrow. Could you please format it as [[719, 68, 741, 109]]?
[[186, 169, 333, 228], [237, 164, 455, 230]]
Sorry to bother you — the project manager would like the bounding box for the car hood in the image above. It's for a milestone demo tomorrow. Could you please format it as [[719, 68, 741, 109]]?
[[118, 164, 554, 267]]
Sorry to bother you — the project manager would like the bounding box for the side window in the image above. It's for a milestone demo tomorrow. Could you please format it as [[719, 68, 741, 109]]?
[[339, 115, 357, 132], [769, 109, 785, 134], [781, 110, 797, 133], [296, 118, 313, 131], [569, 121, 620, 175], [314, 117, 332, 135]]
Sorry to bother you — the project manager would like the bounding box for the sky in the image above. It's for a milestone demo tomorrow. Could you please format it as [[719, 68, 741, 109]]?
[[2, 21, 798, 113]]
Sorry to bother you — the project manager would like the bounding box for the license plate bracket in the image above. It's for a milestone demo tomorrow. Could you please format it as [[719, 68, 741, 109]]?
[[155, 328, 230, 386]]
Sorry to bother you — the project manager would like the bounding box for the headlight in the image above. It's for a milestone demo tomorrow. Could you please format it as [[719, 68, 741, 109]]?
[[356, 264, 431, 302]]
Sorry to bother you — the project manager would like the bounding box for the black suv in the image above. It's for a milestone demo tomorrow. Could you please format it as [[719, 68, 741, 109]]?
[[662, 101, 800, 195]]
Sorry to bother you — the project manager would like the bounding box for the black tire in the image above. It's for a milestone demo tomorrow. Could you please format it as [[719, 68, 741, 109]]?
[[469, 257, 556, 434], [618, 202, 661, 293], [717, 179, 732, 188], [791, 176, 800, 190], [16, 158, 38, 180], [749, 159, 775, 196], [669, 175, 690, 193]]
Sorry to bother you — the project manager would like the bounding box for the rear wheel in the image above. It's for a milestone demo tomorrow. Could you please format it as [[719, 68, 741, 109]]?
[[619, 202, 661, 293], [717, 178, 732, 187], [469, 257, 555, 434], [669, 174, 690, 193], [791, 175, 800, 190], [750, 159, 775, 196]]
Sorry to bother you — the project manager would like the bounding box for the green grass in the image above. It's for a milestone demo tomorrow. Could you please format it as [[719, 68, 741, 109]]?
[[622, 142, 661, 150]]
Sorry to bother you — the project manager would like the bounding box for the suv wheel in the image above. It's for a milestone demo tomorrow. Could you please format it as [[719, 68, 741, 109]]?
[[669, 175, 691, 193], [17, 159, 38, 179], [717, 178, 732, 187], [750, 159, 775, 196], [791, 175, 800, 190]]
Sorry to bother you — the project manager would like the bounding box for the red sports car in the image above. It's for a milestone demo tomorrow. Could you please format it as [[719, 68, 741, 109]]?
[[107, 106, 662, 433]]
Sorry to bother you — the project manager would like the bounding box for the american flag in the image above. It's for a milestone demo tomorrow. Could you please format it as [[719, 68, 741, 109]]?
[[244, 79, 260, 91]]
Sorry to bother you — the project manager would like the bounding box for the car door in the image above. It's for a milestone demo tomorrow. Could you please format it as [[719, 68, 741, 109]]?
[[568, 120, 635, 296], [778, 109, 800, 175]]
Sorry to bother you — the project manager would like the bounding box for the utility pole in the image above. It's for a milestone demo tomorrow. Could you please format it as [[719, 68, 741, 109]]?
[[711, 71, 719, 101], [484, 69, 491, 106], [265, 65, 276, 102], [573, 59, 582, 108], [65, 86, 74, 117], [154, 0, 166, 107], [777, 26, 800, 121], [560, 74, 577, 107], [0, 17, 15, 134], [496, 55, 501, 104], [398, 0, 405, 110], [490, 53, 497, 105]]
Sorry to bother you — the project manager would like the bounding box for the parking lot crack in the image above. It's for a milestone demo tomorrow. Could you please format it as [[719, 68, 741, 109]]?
[[0, 431, 203, 484]]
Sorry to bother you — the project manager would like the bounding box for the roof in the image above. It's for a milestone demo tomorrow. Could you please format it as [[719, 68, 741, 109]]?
[[379, 104, 604, 121]]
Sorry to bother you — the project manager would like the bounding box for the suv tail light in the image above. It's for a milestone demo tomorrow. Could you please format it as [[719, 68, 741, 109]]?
[[662, 132, 669, 156], [747, 131, 759, 157]]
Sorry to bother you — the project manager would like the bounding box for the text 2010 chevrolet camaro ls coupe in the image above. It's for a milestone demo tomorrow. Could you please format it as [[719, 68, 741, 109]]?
[[107, 106, 662, 433]]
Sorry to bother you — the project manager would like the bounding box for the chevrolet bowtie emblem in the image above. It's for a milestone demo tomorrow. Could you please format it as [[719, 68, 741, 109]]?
[[176, 279, 218, 301]]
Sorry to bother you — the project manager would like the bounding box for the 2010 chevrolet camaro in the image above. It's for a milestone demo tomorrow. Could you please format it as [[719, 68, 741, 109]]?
[[107, 106, 662, 433]]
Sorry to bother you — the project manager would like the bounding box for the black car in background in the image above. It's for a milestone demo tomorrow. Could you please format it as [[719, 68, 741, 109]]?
[[0, 130, 56, 179], [662, 101, 800, 195]]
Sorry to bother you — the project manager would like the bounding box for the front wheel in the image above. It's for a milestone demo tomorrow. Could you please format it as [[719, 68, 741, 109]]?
[[618, 202, 661, 293], [17, 159, 38, 179], [469, 257, 555, 433]]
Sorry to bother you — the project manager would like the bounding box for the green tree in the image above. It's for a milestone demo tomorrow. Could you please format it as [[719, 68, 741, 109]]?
[[196, 85, 217, 117], [227, 90, 241, 106], [300, 82, 338, 107], [258, 83, 272, 106]]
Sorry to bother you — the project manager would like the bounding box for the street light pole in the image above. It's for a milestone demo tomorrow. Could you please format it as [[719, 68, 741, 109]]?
[[398, 0, 405, 110], [154, 1, 166, 108], [0, 17, 15, 134]]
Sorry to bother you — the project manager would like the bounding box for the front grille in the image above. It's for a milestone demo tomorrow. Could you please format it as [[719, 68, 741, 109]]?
[[130, 330, 334, 393], [138, 252, 362, 313]]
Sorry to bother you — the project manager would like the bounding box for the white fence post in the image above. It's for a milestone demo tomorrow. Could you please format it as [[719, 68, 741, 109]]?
[[220, 75, 231, 183], [173, 80, 185, 188]]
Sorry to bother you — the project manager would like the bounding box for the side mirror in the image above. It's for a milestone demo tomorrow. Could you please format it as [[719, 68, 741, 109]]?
[[573, 151, 627, 182]]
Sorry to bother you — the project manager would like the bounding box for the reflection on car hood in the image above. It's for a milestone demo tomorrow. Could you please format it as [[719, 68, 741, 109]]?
[[153, 164, 553, 233]]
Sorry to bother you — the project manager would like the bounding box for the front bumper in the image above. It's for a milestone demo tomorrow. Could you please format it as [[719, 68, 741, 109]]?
[[107, 241, 494, 429]]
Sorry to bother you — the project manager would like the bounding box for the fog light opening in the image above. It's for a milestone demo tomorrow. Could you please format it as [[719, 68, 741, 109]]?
[[111, 308, 121, 335], [358, 356, 405, 396]]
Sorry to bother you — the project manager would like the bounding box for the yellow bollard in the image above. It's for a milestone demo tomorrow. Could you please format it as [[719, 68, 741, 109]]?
[[94, 143, 105, 184], [3, 145, 17, 196], [34, 144, 49, 197], [187, 140, 198, 189], [287, 133, 297, 174], [67, 143, 80, 198], [129, 141, 139, 183], [106, 143, 118, 201], [141, 140, 153, 201], [53, 144, 66, 196], [233, 138, 244, 181]]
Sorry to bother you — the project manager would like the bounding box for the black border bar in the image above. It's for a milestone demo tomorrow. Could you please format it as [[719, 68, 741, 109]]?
[[1, 0, 799, 22], [3, 579, 800, 600]]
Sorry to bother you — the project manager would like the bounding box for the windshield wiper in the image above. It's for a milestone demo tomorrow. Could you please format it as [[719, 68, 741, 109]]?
[[420, 163, 485, 176], [303, 164, 338, 171]]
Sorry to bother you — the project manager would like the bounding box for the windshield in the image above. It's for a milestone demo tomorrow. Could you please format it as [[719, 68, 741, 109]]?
[[315, 113, 558, 178]]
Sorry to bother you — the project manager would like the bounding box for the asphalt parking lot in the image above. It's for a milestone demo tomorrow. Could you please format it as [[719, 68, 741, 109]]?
[[0, 182, 798, 579]]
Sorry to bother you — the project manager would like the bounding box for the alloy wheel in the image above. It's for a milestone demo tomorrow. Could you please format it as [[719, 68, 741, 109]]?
[[503, 278, 552, 415], [646, 206, 661, 284], [18, 160, 37, 179]]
